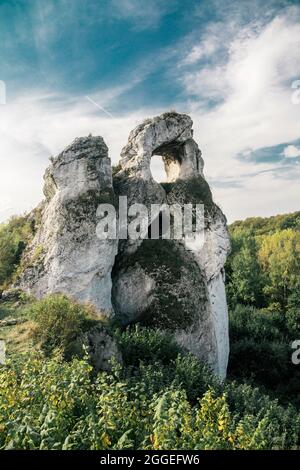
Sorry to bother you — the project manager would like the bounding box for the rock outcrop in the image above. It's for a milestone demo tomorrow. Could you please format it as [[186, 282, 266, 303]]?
[[120, 113, 204, 181], [67, 323, 122, 372], [18, 136, 118, 315], [17, 112, 231, 379], [113, 112, 230, 378]]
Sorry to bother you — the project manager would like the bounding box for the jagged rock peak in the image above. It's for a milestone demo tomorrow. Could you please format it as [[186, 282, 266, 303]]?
[[50, 135, 108, 166], [43, 135, 112, 202], [120, 111, 204, 182], [18, 134, 117, 314]]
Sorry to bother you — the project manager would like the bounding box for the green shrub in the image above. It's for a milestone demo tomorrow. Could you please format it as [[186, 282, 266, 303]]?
[[228, 304, 300, 406], [171, 354, 221, 404], [286, 308, 300, 337], [0, 215, 34, 289], [225, 381, 300, 449], [229, 304, 284, 342], [0, 353, 299, 450], [118, 353, 219, 405], [28, 294, 99, 356], [115, 326, 181, 366]]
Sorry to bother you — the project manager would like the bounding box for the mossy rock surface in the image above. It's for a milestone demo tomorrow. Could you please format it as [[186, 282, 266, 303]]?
[[113, 174, 166, 208], [112, 239, 208, 331], [113, 174, 216, 220], [64, 188, 117, 221], [162, 176, 215, 212]]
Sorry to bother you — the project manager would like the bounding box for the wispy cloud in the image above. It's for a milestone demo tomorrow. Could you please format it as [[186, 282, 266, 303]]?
[[176, 5, 300, 219], [110, 0, 178, 30], [283, 144, 300, 158]]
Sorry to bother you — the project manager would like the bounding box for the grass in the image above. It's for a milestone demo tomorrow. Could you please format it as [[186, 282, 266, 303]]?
[[0, 299, 35, 355], [1, 320, 36, 355]]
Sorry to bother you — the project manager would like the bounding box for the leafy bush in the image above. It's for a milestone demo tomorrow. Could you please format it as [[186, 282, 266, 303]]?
[[114, 327, 223, 404], [0, 216, 34, 289], [115, 326, 181, 366], [170, 354, 221, 404], [228, 304, 300, 406], [229, 304, 284, 342], [224, 381, 300, 450], [0, 353, 299, 450], [28, 294, 99, 356], [115, 352, 219, 405]]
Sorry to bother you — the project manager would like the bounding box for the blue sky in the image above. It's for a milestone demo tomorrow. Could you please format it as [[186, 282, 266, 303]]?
[[0, 0, 300, 222]]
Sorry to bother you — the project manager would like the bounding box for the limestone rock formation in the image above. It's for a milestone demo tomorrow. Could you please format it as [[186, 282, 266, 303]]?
[[18, 136, 118, 315], [120, 112, 204, 181], [113, 112, 231, 379], [17, 112, 231, 379]]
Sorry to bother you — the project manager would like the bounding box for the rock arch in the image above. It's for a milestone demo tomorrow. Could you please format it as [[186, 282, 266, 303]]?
[[120, 112, 204, 182], [114, 112, 231, 379]]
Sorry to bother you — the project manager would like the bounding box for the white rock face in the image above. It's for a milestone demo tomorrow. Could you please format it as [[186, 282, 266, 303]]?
[[207, 272, 229, 379], [112, 265, 156, 324], [191, 208, 231, 379], [18, 136, 118, 315]]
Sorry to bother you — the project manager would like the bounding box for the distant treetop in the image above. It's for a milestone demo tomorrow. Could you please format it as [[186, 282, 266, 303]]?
[[229, 211, 300, 236]]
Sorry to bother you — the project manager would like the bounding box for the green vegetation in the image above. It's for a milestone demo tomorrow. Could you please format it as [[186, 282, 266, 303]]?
[[0, 210, 299, 449], [226, 211, 300, 406], [0, 332, 299, 449], [162, 176, 215, 213], [229, 211, 300, 235], [112, 163, 122, 176], [114, 326, 182, 366], [227, 211, 300, 310], [0, 215, 35, 289], [228, 304, 300, 406], [28, 294, 102, 358]]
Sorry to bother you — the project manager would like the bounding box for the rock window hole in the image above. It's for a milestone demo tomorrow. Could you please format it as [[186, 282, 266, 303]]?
[[150, 155, 167, 183], [150, 142, 184, 183]]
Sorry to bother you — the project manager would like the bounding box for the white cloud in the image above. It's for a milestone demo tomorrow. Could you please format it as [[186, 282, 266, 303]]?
[[212, 167, 300, 222], [110, 0, 175, 30], [283, 145, 300, 158], [181, 36, 220, 65], [179, 7, 300, 220], [0, 92, 147, 222]]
